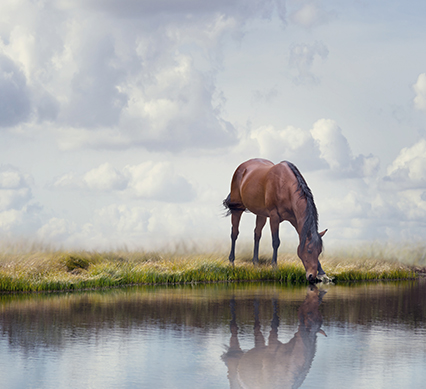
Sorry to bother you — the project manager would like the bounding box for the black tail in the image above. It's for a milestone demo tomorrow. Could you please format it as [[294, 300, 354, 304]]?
[[223, 194, 246, 216]]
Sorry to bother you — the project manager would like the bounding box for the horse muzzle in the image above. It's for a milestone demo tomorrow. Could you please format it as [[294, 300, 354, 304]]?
[[307, 273, 316, 284]]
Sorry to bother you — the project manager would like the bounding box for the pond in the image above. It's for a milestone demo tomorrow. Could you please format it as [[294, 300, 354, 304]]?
[[1, 280, 426, 388]]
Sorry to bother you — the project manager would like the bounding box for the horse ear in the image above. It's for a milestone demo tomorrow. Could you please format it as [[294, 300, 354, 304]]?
[[319, 229, 328, 237]]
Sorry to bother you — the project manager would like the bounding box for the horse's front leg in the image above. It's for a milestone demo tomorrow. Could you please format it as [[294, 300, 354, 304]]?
[[253, 215, 267, 265], [229, 211, 243, 264], [317, 260, 325, 276], [269, 213, 280, 266]]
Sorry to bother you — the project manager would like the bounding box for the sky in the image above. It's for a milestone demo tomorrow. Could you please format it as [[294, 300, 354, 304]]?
[[1, 0, 426, 252]]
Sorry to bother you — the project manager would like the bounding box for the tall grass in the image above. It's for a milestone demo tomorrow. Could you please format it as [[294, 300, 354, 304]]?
[[0, 241, 420, 293]]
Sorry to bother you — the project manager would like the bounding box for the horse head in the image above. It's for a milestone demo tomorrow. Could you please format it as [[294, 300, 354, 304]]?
[[297, 229, 327, 283]]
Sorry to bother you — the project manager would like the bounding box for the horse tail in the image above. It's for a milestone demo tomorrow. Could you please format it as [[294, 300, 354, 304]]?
[[223, 193, 246, 216]]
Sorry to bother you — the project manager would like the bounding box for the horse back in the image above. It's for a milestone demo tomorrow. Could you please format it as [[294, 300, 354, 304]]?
[[230, 159, 298, 218]]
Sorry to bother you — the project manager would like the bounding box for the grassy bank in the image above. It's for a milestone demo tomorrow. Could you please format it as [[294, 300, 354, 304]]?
[[0, 242, 420, 293]]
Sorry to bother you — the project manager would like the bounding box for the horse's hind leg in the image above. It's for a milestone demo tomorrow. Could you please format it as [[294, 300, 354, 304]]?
[[253, 215, 267, 265], [229, 210, 243, 264], [269, 213, 280, 266]]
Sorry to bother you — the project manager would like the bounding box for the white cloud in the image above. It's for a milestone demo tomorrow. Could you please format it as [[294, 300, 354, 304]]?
[[413, 73, 426, 111], [0, 167, 28, 189], [395, 190, 426, 222], [311, 119, 351, 169], [0, 54, 31, 127], [0, 204, 42, 236], [94, 204, 149, 235], [241, 119, 380, 177], [322, 190, 371, 219], [51, 161, 195, 202], [0, 166, 42, 236], [58, 0, 285, 22], [1, 0, 291, 151], [290, 2, 334, 29], [0, 165, 33, 211], [288, 41, 328, 85], [50, 172, 82, 190], [83, 163, 127, 192], [310, 119, 379, 178], [124, 161, 195, 202], [0, 188, 31, 212], [116, 53, 237, 151], [47, 202, 226, 250], [0, 209, 24, 232], [250, 125, 325, 170], [384, 138, 426, 189], [37, 217, 77, 243], [2, 0, 426, 250]]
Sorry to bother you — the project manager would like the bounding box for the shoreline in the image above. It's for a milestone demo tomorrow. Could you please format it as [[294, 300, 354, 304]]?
[[0, 249, 419, 294]]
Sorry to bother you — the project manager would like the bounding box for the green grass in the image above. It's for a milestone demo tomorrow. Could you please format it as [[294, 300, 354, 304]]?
[[0, 241, 421, 293]]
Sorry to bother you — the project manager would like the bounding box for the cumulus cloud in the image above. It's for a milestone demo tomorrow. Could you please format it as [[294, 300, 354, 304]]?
[[0, 0, 289, 151], [289, 41, 328, 85], [116, 53, 237, 151], [60, 0, 285, 22], [311, 119, 351, 169], [290, 2, 334, 28], [244, 119, 379, 177], [123, 161, 195, 202], [0, 166, 42, 235], [59, 33, 127, 128], [51, 161, 196, 202], [0, 165, 32, 211], [311, 119, 380, 178], [252, 86, 279, 103], [36, 217, 77, 243], [88, 202, 224, 250], [322, 190, 372, 219], [395, 190, 426, 222], [384, 138, 426, 189], [0, 54, 31, 127], [83, 163, 128, 192], [250, 125, 326, 170], [34, 201, 224, 250], [413, 73, 426, 111]]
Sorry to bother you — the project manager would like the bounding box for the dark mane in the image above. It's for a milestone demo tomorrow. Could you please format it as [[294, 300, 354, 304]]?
[[284, 161, 322, 251]]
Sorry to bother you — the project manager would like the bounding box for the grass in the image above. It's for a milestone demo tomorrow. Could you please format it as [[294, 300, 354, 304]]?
[[0, 241, 421, 293]]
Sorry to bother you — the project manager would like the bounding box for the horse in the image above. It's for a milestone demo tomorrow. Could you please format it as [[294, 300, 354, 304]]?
[[223, 158, 327, 283], [222, 285, 327, 388]]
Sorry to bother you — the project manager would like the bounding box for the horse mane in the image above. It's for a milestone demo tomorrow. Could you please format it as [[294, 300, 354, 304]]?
[[284, 161, 322, 251]]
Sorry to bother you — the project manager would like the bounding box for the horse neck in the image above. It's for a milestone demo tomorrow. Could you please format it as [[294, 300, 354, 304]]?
[[291, 194, 308, 238]]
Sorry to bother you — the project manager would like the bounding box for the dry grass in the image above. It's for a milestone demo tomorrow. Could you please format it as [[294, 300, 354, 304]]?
[[0, 240, 420, 293]]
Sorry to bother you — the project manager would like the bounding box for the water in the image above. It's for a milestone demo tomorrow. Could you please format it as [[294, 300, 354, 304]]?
[[1, 281, 426, 388]]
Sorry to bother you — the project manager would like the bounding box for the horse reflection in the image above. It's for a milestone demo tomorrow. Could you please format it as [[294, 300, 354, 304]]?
[[222, 286, 326, 389]]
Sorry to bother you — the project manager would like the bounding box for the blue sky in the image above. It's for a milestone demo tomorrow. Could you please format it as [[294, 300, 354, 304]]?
[[1, 0, 426, 251]]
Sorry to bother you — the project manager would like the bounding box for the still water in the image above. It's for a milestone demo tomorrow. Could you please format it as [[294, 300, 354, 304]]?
[[1, 280, 426, 388]]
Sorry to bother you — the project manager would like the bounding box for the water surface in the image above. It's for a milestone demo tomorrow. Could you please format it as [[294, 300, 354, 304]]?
[[1, 281, 425, 388]]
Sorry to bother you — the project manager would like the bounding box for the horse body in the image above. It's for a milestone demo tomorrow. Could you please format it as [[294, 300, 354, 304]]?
[[224, 158, 327, 282], [234, 159, 302, 223]]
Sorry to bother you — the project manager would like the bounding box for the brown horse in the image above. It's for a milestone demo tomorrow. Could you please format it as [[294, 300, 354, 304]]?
[[223, 158, 327, 283]]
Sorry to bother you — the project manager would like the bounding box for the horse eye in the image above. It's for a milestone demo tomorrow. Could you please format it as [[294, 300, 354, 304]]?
[[307, 249, 313, 254]]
